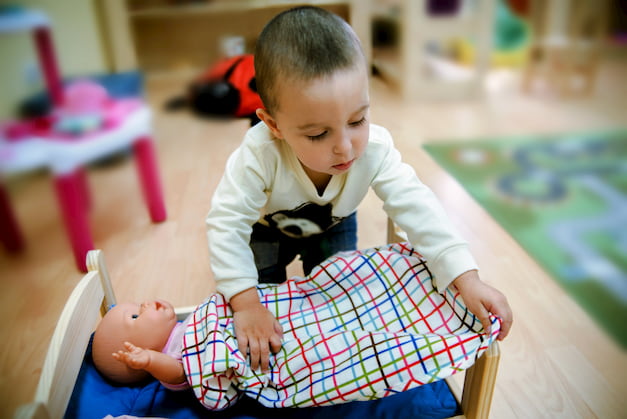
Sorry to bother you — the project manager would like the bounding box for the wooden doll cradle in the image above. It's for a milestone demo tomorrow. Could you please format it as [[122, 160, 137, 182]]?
[[15, 221, 500, 419]]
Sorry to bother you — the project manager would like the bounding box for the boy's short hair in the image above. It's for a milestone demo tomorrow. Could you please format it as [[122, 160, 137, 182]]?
[[254, 6, 366, 113]]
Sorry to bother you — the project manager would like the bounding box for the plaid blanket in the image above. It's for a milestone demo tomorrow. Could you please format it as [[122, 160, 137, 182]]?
[[182, 243, 500, 410]]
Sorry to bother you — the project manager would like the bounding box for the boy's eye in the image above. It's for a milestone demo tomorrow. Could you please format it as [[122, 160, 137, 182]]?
[[306, 131, 327, 141], [350, 117, 366, 127], [131, 314, 139, 319]]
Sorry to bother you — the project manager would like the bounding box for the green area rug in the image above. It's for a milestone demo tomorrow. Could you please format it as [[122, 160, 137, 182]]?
[[424, 131, 627, 348]]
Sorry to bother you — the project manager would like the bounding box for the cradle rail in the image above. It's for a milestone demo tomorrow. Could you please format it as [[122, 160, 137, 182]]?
[[15, 252, 109, 419], [16, 220, 500, 419], [12, 249, 204, 419], [387, 218, 501, 419]]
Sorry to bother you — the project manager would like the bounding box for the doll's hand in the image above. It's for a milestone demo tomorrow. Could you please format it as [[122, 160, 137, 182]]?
[[230, 288, 283, 373], [112, 341, 151, 370], [453, 270, 513, 341]]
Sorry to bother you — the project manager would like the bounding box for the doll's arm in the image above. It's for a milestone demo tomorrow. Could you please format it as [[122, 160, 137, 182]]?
[[113, 341, 186, 385]]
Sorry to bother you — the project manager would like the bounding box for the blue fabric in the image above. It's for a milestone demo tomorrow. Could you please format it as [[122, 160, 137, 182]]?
[[65, 336, 459, 419]]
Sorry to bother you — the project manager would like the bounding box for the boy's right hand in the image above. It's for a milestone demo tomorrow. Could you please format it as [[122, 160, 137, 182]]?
[[230, 288, 283, 372]]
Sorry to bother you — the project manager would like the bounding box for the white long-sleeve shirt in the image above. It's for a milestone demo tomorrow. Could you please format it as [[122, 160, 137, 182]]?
[[206, 122, 478, 300]]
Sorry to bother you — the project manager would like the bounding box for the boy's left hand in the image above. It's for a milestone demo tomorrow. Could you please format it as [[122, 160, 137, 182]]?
[[452, 270, 513, 341]]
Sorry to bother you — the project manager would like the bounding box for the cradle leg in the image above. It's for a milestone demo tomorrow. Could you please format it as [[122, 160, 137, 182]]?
[[54, 171, 94, 272], [133, 136, 166, 222], [0, 183, 25, 252], [461, 342, 500, 419]]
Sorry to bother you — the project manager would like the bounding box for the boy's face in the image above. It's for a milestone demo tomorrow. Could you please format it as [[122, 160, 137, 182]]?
[[258, 64, 370, 182]]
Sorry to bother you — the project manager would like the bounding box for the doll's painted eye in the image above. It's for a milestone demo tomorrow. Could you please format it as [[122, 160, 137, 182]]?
[[131, 314, 139, 319]]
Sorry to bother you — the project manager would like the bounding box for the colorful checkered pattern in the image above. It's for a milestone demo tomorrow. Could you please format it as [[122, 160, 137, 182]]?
[[182, 243, 500, 410]]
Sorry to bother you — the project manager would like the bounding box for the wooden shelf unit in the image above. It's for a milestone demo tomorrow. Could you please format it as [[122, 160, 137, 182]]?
[[100, 0, 371, 77], [372, 0, 495, 101]]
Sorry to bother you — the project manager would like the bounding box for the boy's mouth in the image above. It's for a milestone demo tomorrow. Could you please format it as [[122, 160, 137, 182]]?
[[332, 159, 354, 171]]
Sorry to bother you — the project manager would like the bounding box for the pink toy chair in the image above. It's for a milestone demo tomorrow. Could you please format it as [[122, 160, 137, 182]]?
[[0, 7, 166, 271]]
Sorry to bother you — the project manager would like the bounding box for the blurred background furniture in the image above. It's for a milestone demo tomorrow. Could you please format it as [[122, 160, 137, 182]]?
[[372, 0, 496, 100], [100, 0, 371, 77], [522, 0, 611, 96], [0, 7, 166, 271]]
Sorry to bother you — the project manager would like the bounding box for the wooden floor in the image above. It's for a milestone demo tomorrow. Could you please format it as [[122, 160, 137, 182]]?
[[2, 54, 626, 417]]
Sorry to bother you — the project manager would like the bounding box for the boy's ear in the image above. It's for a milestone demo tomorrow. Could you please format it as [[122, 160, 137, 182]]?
[[256, 108, 283, 139]]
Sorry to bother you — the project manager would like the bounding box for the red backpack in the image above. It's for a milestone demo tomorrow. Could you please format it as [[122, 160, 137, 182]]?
[[167, 54, 263, 125]]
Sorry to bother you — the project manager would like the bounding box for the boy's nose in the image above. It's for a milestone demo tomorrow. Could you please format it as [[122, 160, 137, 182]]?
[[333, 132, 352, 155]]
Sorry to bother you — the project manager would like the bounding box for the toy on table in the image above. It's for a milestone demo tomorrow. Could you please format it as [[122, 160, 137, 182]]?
[[53, 80, 107, 134]]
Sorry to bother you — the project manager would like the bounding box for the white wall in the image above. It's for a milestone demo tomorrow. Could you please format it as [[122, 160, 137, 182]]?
[[0, 0, 108, 118]]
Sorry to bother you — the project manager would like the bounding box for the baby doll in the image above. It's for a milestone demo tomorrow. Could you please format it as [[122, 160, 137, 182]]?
[[92, 299, 187, 388], [91, 244, 501, 411]]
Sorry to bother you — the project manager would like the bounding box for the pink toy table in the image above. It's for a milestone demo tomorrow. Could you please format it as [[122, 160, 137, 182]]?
[[0, 8, 166, 271]]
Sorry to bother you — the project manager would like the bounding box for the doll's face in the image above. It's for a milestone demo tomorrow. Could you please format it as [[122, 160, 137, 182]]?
[[109, 300, 177, 346], [92, 300, 177, 383]]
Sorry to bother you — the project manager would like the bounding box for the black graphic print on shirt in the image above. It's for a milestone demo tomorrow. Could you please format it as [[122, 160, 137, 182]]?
[[264, 203, 343, 238]]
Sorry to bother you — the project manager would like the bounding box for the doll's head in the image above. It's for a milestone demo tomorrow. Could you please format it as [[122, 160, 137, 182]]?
[[92, 300, 178, 384]]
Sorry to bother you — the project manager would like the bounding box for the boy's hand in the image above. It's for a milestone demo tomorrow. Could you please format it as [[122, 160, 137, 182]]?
[[453, 270, 513, 341], [230, 288, 283, 372], [112, 341, 151, 370]]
